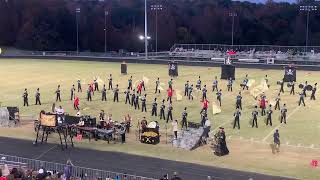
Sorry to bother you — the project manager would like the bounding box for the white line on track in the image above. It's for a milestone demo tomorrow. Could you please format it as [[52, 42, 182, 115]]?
[[34, 145, 57, 160]]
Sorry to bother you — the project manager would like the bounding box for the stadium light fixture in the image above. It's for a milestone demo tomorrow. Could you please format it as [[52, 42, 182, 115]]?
[[139, 35, 151, 40], [300, 5, 317, 52]]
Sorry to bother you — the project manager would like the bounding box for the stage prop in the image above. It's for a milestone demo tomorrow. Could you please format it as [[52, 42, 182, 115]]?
[[34, 111, 74, 150], [221, 65, 235, 80], [168, 61, 178, 77], [283, 66, 296, 82], [172, 122, 207, 150], [0, 107, 19, 127], [140, 122, 160, 145], [121, 62, 127, 75]]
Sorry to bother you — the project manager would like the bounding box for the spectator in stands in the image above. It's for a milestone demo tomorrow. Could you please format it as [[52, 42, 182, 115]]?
[[64, 160, 73, 180], [170, 172, 182, 180], [160, 174, 169, 180], [0, 169, 7, 180], [35, 168, 46, 180]]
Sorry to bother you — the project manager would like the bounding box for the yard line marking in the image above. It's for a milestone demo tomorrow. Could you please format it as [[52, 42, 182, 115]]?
[[262, 106, 301, 142], [232, 137, 320, 150]]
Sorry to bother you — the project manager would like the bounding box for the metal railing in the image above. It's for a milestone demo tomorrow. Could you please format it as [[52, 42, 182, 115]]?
[[169, 43, 320, 62], [0, 154, 157, 180]]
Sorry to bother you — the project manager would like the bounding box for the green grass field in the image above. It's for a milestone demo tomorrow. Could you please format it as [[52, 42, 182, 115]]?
[[0, 59, 319, 179]]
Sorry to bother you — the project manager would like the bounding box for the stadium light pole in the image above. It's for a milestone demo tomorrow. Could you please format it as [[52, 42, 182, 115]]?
[[104, 11, 109, 54], [76, 8, 81, 54], [300, 5, 317, 53], [144, 0, 148, 59], [229, 12, 237, 47], [150, 4, 163, 53]]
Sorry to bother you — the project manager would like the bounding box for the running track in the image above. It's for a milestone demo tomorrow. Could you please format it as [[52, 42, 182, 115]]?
[[0, 137, 294, 180]]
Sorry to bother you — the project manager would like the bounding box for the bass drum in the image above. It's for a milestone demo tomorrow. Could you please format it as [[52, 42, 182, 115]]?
[[298, 84, 304, 89], [306, 85, 313, 91]]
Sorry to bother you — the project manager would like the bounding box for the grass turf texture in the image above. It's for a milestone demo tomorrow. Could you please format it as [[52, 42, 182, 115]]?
[[0, 59, 319, 179]]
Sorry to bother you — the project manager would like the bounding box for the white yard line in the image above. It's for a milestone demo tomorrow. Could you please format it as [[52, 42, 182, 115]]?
[[262, 106, 301, 142], [233, 137, 320, 150]]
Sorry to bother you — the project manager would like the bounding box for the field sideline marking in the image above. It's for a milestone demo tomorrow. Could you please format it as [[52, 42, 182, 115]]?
[[262, 106, 301, 142], [233, 137, 320, 150]]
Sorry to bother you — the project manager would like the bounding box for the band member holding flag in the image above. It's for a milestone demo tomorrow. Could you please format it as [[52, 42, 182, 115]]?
[[310, 83, 317, 100], [184, 81, 189, 96], [141, 94, 147, 112], [202, 85, 207, 101], [236, 92, 242, 110], [242, 74, 249, 90], [130, 89, 135, 106], [181, 107, 188, 130], [77, 79, 82, 92], [87, 86, 92, 101], [160, 99, 166, 120], [35, 88, 41, 105], [227, 78, 233, 92], [279, 79, 284, 93], [151, 98, 157, 116], [274, 93, 281, 110], [233, 108, 241, 129], [252, 106, 259, 128], [216, 89, 222, 106], [94, 78, 99, 91], [128, 76, 133, 90], [55, 85, 61, 102], [108, 74, 113, 90], [188, 84, 194, 100], [196, 76, 202, 90], [289, 81, 295, 95], [113, 84, 119, 102], [212, 76, 218, 92], [266, 104, 273, 126], [155, 77, 160, 93], [102, 84, 107, 101], [298, 91, 305, 106], [280, 104, 287, 124], [70, 84, 75, 100], [166, 102, 173, 123], [22, 88, 29, 106], [124, 88, 131, 104]]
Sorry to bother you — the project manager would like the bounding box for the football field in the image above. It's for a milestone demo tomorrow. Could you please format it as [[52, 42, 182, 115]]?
[[0, 58, 319, 179]]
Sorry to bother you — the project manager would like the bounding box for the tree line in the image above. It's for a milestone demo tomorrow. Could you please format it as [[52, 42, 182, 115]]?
[[0, 0, 319, 52]]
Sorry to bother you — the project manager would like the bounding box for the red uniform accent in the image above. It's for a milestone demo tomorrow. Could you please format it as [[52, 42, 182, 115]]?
[[260, 98, 266, 109], [137, 83, 142, 93], [89, 84, 94, 92], [74, 97, 80, 106], [203, 99, 209, 109], [167, 88, 173, 97]]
